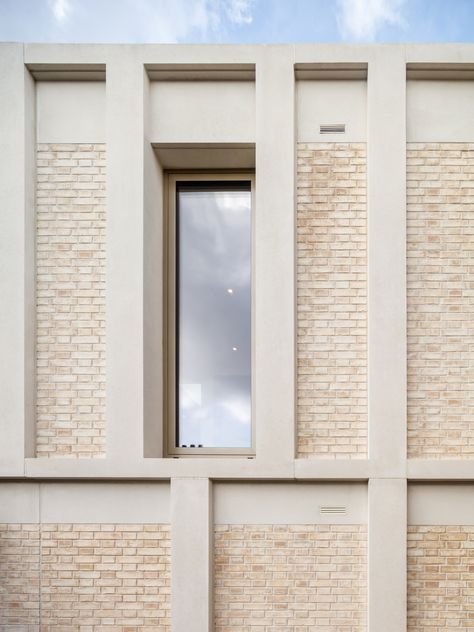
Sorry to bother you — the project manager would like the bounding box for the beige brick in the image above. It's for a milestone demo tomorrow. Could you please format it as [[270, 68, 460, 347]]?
[[407, 143, 474, 458], [214, 523, 367, 631], [0, 524, 40, 627], [36, 144, 106, 458], [39, 523, 170, 631], [296, 143, 367, 458], [408, 525, 474, 629]]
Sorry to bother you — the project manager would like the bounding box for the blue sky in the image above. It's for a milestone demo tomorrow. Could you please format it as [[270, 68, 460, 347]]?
[[1, 0, 474, 44]]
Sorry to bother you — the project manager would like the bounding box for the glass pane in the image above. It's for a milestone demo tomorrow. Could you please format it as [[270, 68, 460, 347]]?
[[177, 183, 251, 449]]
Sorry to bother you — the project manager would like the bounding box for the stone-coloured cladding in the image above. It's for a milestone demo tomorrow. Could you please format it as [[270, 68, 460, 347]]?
[[408, 525, 474, 630], [0, 523, 170, 630], [0, 524, 40, 628], [214, 524, 367, 631], [407, 143, 474, 458], [296, 143, 367, 458], [36, 144, 106, 457]]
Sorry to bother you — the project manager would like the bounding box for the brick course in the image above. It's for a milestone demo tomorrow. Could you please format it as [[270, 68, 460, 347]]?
[[0, 523, 170, 631], [0, 524, 40, 628], [407, 143, 474, 458], [214, 523, 367, 631], [297, 143, 367, 458], [36, 143, 106, 457], [408, 525, 474, 630]]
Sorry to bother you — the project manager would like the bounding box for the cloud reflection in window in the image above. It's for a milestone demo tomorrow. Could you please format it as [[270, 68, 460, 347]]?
[[177, 184, 251, 448]]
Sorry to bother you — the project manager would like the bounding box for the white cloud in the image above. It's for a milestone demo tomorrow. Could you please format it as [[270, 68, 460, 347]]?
[[49, 0, 72, 24], [225, 0, 253, 25], [118, 0, 253, 44], [336, 0, 405, 41]]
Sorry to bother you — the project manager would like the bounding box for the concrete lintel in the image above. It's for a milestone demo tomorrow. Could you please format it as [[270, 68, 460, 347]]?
[[0, 482, 39, 523], [408, 459, 474, 481], [23, 457, 295, 480], [294, 459, 370, 480], [40, 481, 169, 523], [405, 43, 474, 64], [24, 43, 261, 66], [409, 483, 474, 525], [171, 478, 212, 632], [214, 481, 367, 524], [368, 478, 406, 632]]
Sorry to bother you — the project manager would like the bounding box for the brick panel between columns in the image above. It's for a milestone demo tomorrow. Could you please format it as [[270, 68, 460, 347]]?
[[36, 143, 106, 457], [297, 142, 367, 459]]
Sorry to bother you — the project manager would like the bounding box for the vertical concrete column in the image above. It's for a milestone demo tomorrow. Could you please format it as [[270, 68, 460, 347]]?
[[171, 478, 212, 632], [0, 44, 35, 473], [255, 47, 296, 464], [143, 70, 164, 457], [367, 48, 407, 473], [369, 478, 406, 631], [106, 51, 144, 463]]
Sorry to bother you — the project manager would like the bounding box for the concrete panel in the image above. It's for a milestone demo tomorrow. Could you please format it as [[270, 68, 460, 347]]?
[[40, 482, 169, 523], [214, 482, 367, 524], [369, 479, 406, 632], [171, 478, 211, 632], [37, 81, 105, 143], [407, 80, 474, 141], [0, 483, 39, 523], [409, 484, 474, 525], [149, 80, 255, 143], [297, 79, 366, 142]]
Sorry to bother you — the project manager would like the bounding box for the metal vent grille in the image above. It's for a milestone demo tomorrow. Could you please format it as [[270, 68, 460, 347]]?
[[319, 505, 347, 515], [320, 123, 346, 134]]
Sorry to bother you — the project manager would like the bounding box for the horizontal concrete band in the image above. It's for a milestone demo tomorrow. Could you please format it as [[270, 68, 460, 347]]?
[[409, 484, 474, 525], [36, 75, 474, 145], [0, 482, 170, 523], [214, 482, 367, 524]]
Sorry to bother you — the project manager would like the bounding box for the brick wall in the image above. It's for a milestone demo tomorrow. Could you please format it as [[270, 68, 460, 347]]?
[[408, 525, 474, 629], [407, 143, 474, 458], [297, 143, 367, 458], [0, 524, 40, 628], [214, 523, 367, 631], [0, 523, 170, 630], [36, 143, 106, 457]]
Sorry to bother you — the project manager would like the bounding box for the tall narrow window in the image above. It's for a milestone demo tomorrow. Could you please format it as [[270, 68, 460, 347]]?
[[167, 177, 253, 455]]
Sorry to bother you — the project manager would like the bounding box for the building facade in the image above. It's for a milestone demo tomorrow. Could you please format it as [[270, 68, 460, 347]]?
[[1, 42, 474, 630]]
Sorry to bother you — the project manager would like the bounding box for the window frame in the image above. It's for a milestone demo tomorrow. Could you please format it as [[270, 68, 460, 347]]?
[[165, 172, 256, 457]]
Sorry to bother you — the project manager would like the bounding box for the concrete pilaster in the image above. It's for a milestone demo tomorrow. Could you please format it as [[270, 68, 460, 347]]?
[[171, 477, 212, 632]]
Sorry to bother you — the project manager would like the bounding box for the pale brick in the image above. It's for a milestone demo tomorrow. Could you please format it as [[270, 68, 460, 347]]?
[[214, 523, 367, 631], [36, 144, 106, 458], [408, 525, 474, 629], [297, 143, 367, 458], [407, 143, 474, 458]]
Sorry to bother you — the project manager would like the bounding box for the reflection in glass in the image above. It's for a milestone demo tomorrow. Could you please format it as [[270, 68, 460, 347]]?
[[177, 182, 251, 448]]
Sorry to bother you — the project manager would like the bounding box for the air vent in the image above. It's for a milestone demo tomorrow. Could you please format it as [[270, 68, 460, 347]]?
[[320, 123, 346, 134], [319, 505, 347, 515]]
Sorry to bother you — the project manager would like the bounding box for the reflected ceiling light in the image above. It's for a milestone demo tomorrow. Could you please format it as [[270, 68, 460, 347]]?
[[232, 346, 238, 352], [227, 288, 234, 294]]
